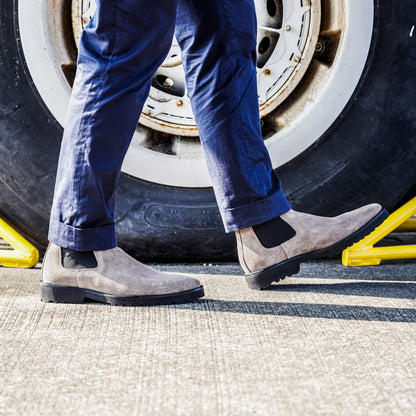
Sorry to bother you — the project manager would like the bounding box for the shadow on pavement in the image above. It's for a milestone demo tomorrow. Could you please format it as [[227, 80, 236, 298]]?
[[269, 281, 416, 300], [297, 261, 416, 282], [171, 298, 416, 323]]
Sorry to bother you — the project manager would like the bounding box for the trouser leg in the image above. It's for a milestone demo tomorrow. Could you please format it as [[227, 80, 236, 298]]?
[[175, 0, 291, 232], [48, 0, 177, 250]]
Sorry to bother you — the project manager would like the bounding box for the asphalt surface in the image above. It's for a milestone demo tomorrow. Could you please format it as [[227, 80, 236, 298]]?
[[0, 257, 415, 415]]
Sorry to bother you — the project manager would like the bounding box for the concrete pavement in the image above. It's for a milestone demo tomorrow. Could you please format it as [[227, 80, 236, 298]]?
[[0, 259, 415, 415]]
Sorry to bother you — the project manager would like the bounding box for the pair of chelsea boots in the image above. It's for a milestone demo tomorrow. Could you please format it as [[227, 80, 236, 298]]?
[[40, 203, 387, 305]]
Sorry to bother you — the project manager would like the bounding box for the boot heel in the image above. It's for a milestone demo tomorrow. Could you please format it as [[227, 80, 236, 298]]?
[[245, 260, 300, 290], [40, 282, 86, 304]]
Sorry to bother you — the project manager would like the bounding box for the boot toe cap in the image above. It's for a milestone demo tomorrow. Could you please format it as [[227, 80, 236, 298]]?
[[165, 274, 201, 294]]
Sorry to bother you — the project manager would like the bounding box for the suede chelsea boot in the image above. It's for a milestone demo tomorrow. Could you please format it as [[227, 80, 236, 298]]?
[[40, 243, 204, 305], [236, 203, 388, 289]]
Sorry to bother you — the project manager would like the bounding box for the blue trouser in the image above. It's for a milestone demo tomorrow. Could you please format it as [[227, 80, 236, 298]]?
[[49, 0, 291, 251]]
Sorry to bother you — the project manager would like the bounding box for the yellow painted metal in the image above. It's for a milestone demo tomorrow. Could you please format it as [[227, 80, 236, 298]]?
[[0, 218, 39, 268], [342, 197, 416, 267]]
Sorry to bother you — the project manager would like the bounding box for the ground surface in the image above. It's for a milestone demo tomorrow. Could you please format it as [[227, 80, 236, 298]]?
[[0, 259, 415, 416]]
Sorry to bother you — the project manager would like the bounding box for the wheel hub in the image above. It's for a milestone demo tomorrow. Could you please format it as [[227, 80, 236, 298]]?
[[71, 0, 321, 136]]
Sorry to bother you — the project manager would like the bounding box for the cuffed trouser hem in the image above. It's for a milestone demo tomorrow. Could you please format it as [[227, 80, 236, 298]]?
[[221, 190, 292, 233], [48, 218, 117, 251]]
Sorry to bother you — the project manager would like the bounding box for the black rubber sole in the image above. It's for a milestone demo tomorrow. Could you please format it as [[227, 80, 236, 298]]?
[[40, 283, 205, 306], [245, 208, 390, 290]]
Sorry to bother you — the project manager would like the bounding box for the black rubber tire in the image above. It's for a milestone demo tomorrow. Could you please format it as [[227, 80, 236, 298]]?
[[0, 0, 415, 261]]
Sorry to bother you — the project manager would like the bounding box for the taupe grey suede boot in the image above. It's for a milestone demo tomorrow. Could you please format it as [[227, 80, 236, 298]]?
[[236, 203, 388, 289], [40, 243, 204, 305]]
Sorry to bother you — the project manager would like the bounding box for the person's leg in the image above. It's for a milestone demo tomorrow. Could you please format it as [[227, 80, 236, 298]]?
[[175, 0, 388, 289], [175, 0, 291, 233], [49, 0, 178, 251], [41, 0, 203, 305]]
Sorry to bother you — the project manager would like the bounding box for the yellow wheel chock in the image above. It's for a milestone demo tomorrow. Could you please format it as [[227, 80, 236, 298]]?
[[0, 218, 39, 268], [342, 197, 416, 267]]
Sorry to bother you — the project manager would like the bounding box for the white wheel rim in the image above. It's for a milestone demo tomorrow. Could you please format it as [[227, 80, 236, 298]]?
[[18, 0, 374, 188]]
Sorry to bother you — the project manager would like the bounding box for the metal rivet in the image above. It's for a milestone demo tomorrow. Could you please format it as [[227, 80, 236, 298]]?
[[285, 25, 292, 31], [176, 100, 184, 107], [315, 40, 325, 54], [263, 69, 271, 76]]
